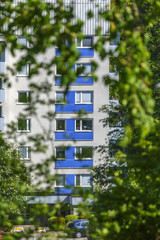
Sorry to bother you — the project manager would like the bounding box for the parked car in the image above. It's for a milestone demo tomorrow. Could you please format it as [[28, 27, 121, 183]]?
[[66, 219, 89, 238], [0, 231, 5, 240], [13, 227, 24, 233]]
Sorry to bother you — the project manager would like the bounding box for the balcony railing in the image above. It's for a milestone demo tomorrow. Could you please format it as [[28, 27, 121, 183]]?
[[0, 62, 5, 74], [0, 89, 5, 102], [0, 117, 4, 131]]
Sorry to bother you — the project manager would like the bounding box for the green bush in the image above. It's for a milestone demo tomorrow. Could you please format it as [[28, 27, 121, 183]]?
[[65, 214, 78, 223], [48, 216, 65, 231], [3, 220, 13, 232]]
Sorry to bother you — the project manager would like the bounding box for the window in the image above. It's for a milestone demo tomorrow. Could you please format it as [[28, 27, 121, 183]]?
[[55, 92, 65, 104], [75, 175, 92, 187], [56, 119, 65, 131], [0, 106, 2, 118], [0, 42, 5, 62], [17, 37, 29, 47], [76, 63, 92, 75], [56, 175, 65, 187], [75, 119, 93, 131], [77, 36, 93, 47], [0, 78, 3, 89], [75, 147, 93, 159], [17, 64, 29, 76], [18, 146, 31, 160], [17, 118, 31, 132], [17, 91, 31, 104], [56, 147, 66, 159], [109, 57, 118, 73], [75, 91, 93, 104]]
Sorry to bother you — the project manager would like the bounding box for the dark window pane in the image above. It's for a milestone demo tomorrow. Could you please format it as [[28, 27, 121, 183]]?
[[56, 175, 65, 186], [76, 120, 80, 130], [56, 120, 65, 131], [56, 147, 65, 159], [82, 147, 93, 158], [18, 119, 27, 130], [76, 175, 80, 186], [83, 37, 93, 47], [82, 119, 92, 130]]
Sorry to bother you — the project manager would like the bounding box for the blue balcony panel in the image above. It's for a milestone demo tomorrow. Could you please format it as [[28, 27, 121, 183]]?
[[55, 132, 93, 141], [55, 187, 73, 194], [55, 160, 93, 168], [0, 63, 5, 74], [55, 76, 93, 85], [0, 117, 4, 131], [78, 48, 94, 57], [55, 48, 94, 57], [55, 104, 93, 113], [0, 89, 5, 102]]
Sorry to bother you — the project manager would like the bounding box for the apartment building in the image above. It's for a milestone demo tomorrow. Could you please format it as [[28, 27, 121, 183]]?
[[0, 0, 119, 214]]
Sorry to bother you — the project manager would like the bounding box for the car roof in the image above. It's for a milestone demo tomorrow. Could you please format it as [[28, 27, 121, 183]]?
[[70, 219, 88, 223]]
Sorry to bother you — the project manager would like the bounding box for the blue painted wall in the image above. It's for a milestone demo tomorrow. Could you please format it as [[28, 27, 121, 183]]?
[[55, 76, 93, 85], [55, 48, 94, 57], [55, 146, 93, 168], [55, 91, 93, 113]]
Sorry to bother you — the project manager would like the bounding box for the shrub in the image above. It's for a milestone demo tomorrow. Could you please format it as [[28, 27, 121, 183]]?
[[48, 216, 65, 231], [65, 214, 78, 223]]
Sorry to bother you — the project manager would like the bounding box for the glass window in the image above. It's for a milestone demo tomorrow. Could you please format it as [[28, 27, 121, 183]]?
[[0, 42, 5, 62], [0, 78, 2, 89], [75, 92, 93, 104], [17, 65, 29, 76], [17, 118, 31, 131], [56, 92, 65, 103], [18, 147, 31, 159], [83, 37, 93, 47], [0, 106, 2, 117], [109, 57, 118, 73], [17, 37, 27, 46], [56, 119, 65, 131], [75, 175, 92, 187], [75, 147, 93, 159], [18, 91, 31, 103], [56, 147, 65, 159], [77, 63, 92, 75], [56, 175, 65, 186], [75, 119, 92, 131], [77, 36, 93, 47]]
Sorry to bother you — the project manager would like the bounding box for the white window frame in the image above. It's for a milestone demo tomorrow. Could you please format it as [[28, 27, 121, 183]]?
[[76, 63, 92, 76], [55, 91, 65, 104], [55, 119, 66, 132], [17, 91, 31, 104], [55, 147, 66, 160], [75, 147, 93, 160], [76, 36, 93, 48], [18, 146, 31, 160], [75, 119, 93, 132], [17, 118, 31, 132], [75, 91, 93, 104], [75, 175, 92, 187], [17, 64, 29, 77], [55, 175, 66, 187]]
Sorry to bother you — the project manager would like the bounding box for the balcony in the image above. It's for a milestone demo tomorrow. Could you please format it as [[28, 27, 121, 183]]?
[[0, 117, 4, 131], [109, 72, 119, 81], [0, 89, 5, 102]]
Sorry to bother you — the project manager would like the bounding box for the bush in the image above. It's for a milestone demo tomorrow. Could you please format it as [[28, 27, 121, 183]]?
[[48, 216, 65, 231], [3, 220, 13, 232], [65, 214, 78, 223]]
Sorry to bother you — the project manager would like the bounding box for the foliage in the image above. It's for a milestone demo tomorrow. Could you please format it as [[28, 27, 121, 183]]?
[[65, 214, 78, 223], [48, 216, 65, 231], [0, 135, 29, 228]]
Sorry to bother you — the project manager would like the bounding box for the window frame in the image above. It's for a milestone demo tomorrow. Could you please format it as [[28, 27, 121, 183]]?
[[17, 64, 29, 77], [76, 63, 92, 76], [17, 146, 31, 160], [17, 118, 31, 132], [76, 36, 93, 48], [55, 119, 66, 132], [17, 91, 31, 104], [75, 147, 93, 160], [75, 174, 92, 187], [55, 147, 66, 160], [75, 119, 93, 132], [75, 91, 93, 104], [55, 174, 66, 187]]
